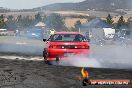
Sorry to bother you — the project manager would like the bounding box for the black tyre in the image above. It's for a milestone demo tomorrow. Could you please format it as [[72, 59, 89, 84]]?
[[46, 61, 52, 65], [47, 61, 59, 65], [43, 49, 49, 63]]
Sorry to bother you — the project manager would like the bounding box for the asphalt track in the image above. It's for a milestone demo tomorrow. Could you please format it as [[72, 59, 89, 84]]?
[[0, 38, 132, 88]]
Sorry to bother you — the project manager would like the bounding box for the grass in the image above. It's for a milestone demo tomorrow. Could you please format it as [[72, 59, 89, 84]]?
[[64, 18, 87, 28]]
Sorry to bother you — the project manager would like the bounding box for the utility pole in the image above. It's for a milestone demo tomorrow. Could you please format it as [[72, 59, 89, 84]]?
[[79, 27, 80, 32]]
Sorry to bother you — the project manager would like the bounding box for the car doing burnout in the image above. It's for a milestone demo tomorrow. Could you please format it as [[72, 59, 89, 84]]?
[[43, 32, 90, 64]]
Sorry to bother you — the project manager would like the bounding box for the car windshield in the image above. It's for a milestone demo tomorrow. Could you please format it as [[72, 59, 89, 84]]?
[[51, 34, 86, 42]]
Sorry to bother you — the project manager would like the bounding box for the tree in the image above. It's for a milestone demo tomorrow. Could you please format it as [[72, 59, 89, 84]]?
[[117, 16, 126, 29], [20, 16, 34, 28], [87, 16, 96, 22], [16, 15, 22, 22], [35, 13, 42, 23], [74, 20, 82, 31], [9, 15, 35, 30], [45, 13, 65, 31], [0, 14, 5, 28], [6, 15, 17, 29], [69, 27, 76, 32], [126, 17, 132, 35], [127, 17, 132, 28], [16, 15, 23, 28], [7, 15, 13, 21], [106, 14, 113, 24]]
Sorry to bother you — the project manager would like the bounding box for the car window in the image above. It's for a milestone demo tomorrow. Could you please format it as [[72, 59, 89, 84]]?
[[51, 34, 86, 42]]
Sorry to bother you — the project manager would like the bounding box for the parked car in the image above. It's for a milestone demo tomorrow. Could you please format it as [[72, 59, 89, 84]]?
[[26, 29, 44, 40]]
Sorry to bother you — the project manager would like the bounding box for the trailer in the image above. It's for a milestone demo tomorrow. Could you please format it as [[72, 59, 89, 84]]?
[[103, 28, 115, 39], [86, 28, 115, 45], [0, 29, 8, 36]]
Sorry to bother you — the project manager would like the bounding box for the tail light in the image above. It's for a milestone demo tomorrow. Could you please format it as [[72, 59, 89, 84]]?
[[49, 45, 90, 49], [82, 45, 89, 49], [49, 45, 61, 49], [75, 45, 90, 49]]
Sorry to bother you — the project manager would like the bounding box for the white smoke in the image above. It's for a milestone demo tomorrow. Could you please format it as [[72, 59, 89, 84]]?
[[58, 45, 132, 69], [58, 55, 102, 68], [0, 37, 44, 56]]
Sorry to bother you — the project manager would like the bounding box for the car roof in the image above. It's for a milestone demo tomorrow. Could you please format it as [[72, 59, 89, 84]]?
[[54, 32, 82, 35]]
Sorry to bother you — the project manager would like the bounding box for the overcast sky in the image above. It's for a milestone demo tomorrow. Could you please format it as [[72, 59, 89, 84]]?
[[0, 0, 84, 9]]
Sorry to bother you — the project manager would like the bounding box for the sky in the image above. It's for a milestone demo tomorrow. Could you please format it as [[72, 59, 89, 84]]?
[[0, 0, 84, 9]]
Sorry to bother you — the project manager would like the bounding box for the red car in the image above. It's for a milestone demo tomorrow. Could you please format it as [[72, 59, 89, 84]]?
[[43, 32, 90, 64]]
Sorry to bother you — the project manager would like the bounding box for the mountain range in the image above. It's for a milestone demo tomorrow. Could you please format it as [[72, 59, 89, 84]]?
[[34, 0, 132, 11]]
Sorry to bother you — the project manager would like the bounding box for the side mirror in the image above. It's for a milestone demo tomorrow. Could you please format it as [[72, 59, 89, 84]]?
[[43, 39, 47, 42]]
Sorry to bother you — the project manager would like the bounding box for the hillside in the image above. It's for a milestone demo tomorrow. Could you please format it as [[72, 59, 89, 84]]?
[[34, 0, 132, 11], [0, 7, 10, 13]]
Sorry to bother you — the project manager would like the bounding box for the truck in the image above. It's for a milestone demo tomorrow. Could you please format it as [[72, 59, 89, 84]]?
[[85, 28, 115, 45]]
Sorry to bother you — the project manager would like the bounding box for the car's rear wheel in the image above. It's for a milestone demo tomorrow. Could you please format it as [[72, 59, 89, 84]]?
[[43, 50, 61, 65], [44, 56, 59, 65], [43, 50, 49, 64], [47, 61, 59, 65], [45, 60, 52, 65], [46, 55, 61, 65]]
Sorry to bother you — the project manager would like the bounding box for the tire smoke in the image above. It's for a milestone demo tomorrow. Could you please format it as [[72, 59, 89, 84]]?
[[59, 45, 132, 69]]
